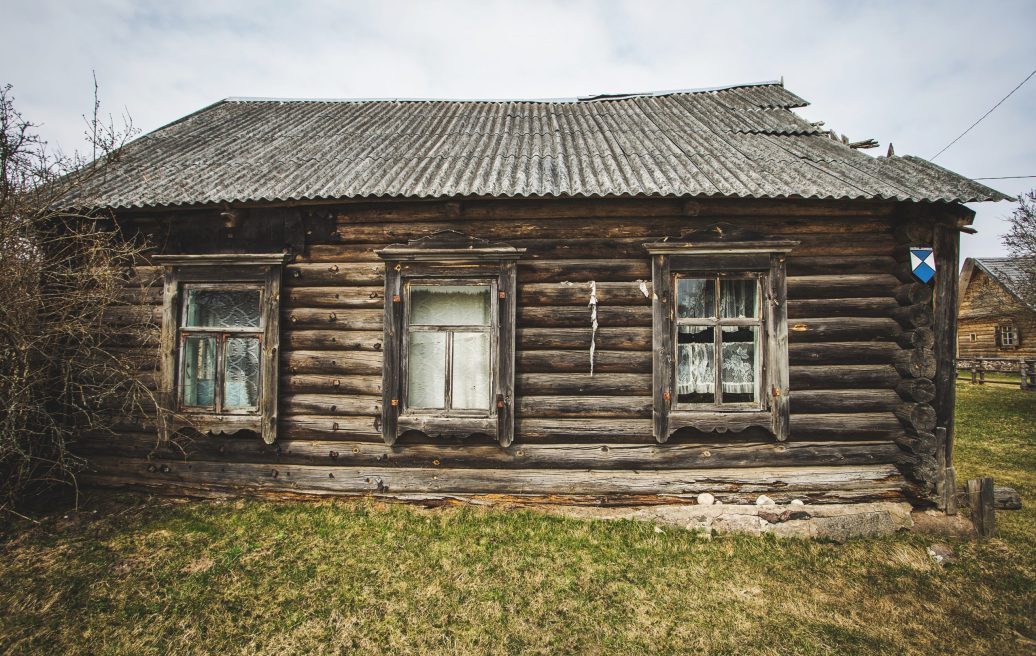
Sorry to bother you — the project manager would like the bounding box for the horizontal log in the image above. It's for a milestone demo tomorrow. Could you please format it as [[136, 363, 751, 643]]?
[[280, 415, 381, 440], [895, 378, 936, 403], [327, 198, 896, 222], [790, 389, 902, 413], [282, 351, 382, 376], [283, 308, 382, 330], [283, 287, 384, 309], [76, 433, 906, 470], [788, 342, 901, 365], [893, 348, 936, 379], [307, 233, 897, 263], [518, 259, 650, 283], [281, 374, 381, 395], [518, 306, 650, 328], [787, 298, 900, 319], [785, 256, 897, 277], [518, 282, 651, 307], [787, 317, 902, 343], [789, 365, 901, 390], [890, 303, 933, 329], [82, 456, 910, 500], [893, 403, 937, 433], [517, 350, 651, 374], [517, 327, 650, 351], [786, 274, 899, 300], [331, 216, 893, 245], [789, 413, 905, 440], [282, 330, 383, 351], [517, 396, 651, 418], [282, 394, 381, 417], [516, 373, 652, 396], [284, 262, 383, 286]]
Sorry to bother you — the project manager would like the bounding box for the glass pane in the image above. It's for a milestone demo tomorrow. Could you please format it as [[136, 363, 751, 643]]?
[[721, 326, 759, 403], [224, 337, 260, 409], [452, 332, 491, 410], [720, 279, 758, 319], [407, 332, 447, 409], [677, 278, 715, 319], [182, 336, 216, 408], [184, 289, 260, 328], [676, 326, 714, 404], [410, 285, 491, 326]]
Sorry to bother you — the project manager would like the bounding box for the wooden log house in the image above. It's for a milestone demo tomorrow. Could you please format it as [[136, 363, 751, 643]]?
[[958, 257, 1036, 359], [66, 81, 1008, 506]]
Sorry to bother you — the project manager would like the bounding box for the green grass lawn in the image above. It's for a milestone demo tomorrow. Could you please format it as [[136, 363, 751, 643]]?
[[2, 384, 1035, 655]]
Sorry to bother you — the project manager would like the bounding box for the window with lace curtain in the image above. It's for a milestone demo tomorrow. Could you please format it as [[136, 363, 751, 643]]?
[[155, 254, 287, 445], [675, 275, 764, 407], [646, 226, 797, 444]]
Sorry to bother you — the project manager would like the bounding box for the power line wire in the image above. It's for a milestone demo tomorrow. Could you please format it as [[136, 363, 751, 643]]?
[[969, 174, 1036, 179], [931, 68, 1036, 161]]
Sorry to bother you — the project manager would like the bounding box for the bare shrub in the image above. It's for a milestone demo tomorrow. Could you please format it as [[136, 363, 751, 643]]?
[[0, 83, 155, 510], [1002, 190, 1036, 307]]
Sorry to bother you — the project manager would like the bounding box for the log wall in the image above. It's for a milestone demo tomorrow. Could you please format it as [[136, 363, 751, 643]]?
[[78, 198, 957, 505]]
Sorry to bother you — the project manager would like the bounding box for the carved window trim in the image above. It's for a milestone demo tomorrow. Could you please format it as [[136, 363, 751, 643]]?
[[155, 253, 288, 444], [377, 232, 524, 446], [645, 227, 798, 444]]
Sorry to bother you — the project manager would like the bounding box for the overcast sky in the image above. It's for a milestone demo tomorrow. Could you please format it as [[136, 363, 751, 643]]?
[[6, 0, 1034, 262]]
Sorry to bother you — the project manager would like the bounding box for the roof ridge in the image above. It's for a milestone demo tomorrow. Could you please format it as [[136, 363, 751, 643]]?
[[221, 80, 787, 105]]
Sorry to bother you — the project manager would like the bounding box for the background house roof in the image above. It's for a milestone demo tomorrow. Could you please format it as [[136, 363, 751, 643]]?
[[64, 81, 1010, 210], [964, 257, 1036, 311]]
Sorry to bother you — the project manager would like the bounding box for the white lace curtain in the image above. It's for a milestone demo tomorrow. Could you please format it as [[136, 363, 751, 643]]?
[[676, 280, 757, 396]]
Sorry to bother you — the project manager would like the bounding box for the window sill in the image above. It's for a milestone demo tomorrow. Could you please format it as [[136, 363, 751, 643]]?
[[397, 414, 498, 439], [667, 410, 773, 437], [167, 413, 262, 437]]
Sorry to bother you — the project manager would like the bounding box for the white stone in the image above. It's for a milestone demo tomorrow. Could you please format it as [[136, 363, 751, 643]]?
[[654, 525, 664, 534], [714, 500, 723, 505], [790, 499, 805, 507], [755, 495, 776, 506], [696, 492, 715, 506]]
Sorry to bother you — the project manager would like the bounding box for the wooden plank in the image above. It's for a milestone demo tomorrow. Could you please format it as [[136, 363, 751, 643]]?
[[517, 305, 650, 328], [76, 434, 906, 470], [786, 274, 900, 300], [791, 389, 903, 413], [282, 394, 381, 416], [284, 262, 383, 286], [283, 286, 384, 308], [933, 223, 959, 469], [281, 330, 384, 351], [82, 456, 910, 499], [787, 298, 899, 319], [283, 308, 383, 330], [280, 374, 381, 395], [516, 373, 651, 396], [517, 327, 651, 351], [517, 396, 652, 418], [967, 477, 996, 537], [517, 350, 652, 374], [281, 350, 382, 375]]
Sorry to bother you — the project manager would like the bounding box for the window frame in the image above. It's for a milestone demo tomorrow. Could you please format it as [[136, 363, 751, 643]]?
[[646, 229, 798, 444], [401, 278, 499, 417], [672, 272, 767, 411], [155, 253, 288, 444], [997, 323, 1019, 349], [377, 232, 524, 446], [177, 283, 264, 415]]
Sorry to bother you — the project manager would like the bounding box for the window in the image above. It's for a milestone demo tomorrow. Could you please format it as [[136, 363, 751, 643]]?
[[675, 275, 764, 407], [377, 232, 523, 446], [646, 225, 798, 443], [405, 282, 494, 413], [969, 333, 978, 342], [155, 254, 287, 444], [998, 323, 1019, 348]]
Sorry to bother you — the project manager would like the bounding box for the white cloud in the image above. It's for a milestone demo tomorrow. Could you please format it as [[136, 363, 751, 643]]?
[[6, 0, 1034, 259]]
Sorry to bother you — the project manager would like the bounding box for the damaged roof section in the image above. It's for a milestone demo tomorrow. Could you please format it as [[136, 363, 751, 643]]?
[[62, 80, 1010, 210]]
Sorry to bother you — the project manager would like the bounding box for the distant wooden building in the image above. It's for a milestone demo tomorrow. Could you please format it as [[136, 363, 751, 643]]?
[[958, 258, 1036, 358], [65, 81, 1008, 507]]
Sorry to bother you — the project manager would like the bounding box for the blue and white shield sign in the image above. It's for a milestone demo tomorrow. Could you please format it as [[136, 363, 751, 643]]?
[[910, 247, 936, 283]]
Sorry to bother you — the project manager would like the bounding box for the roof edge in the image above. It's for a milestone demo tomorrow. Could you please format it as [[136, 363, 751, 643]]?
[[221, 80, 790, 105]]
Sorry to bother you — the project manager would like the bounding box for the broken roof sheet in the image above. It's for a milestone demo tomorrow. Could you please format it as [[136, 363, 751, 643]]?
[[62, 80, 1010, 210]]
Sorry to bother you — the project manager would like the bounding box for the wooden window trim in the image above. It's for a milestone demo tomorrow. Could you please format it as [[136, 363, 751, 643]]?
[[155, 253, 288, 444], [646, 231, 798, 444], [377, 232, 523, 446], [997, 323, 1019, 349]]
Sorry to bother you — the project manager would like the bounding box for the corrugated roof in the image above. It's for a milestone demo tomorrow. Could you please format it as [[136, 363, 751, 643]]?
[[973, 257, 1036, 310], [63, 81, 1010, 209]]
